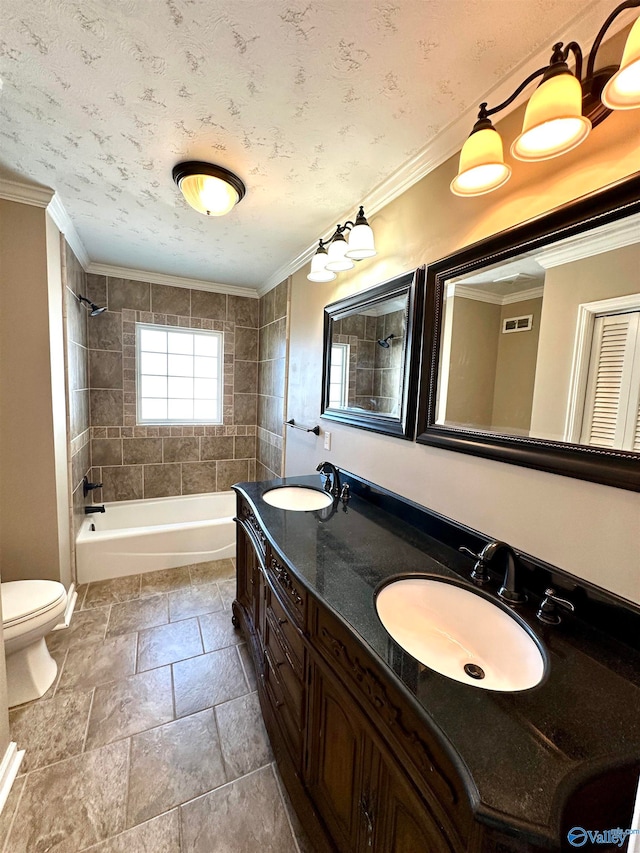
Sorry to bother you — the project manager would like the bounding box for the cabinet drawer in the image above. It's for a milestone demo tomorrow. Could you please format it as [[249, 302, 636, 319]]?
[[263, 645, 302, 759], [264, 611, 303, 723], [266, 583, 305, 674], [265, 550, 306, 628]]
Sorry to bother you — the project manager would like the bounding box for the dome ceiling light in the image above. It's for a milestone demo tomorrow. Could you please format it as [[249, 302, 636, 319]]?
[[172, 161, 246, 216]]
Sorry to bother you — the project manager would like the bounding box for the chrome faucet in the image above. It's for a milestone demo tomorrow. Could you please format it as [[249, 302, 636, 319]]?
[[316, 461, 341, 497], [481, 540, 527, 605]]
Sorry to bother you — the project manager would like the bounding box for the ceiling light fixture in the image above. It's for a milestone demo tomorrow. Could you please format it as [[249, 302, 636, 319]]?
[[307, 206, 376, 283], [451, 0, 640, 197], [172, 161, 246, 216]]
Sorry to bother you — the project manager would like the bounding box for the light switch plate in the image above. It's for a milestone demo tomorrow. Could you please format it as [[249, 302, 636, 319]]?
[[324, 431, 331, 450]]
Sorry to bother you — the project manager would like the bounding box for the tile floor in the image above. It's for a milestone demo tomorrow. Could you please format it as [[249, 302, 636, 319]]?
[[0, 560, 314, 852]]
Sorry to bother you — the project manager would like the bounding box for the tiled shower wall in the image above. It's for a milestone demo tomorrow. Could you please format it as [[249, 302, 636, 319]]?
[[84, 275, 259, 503], [63, 241, 91, 559], [257, 279, 288, 479]]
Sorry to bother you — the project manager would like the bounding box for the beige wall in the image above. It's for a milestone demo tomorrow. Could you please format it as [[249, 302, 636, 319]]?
[[285, 99, 640, 605], [531, 244, 640, 440], [0, 200, 70, 584]]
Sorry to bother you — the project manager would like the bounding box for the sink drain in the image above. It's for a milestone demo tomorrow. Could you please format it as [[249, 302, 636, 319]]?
[[464, 663, 485, 680]]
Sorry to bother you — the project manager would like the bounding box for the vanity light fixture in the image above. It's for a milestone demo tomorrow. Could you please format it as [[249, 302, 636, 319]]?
[[172, 161, 246, 216], [451, 0, 640, 197], [307, 206, 376, 283]]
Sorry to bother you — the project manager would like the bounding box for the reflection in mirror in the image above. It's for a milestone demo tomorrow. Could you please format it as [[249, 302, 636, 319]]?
[[322, 267, 424, 439], [437, 213, 640, 450]]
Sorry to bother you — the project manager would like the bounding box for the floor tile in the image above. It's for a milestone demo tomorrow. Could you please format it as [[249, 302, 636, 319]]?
[[6, 739, 129, 853], [9, 688, 93, 773], [218, 578, 236, 610], [0, 774, 25, 850], [76, 583, 89, 609], [81, 810, 180, 852], [106, 594, 168, 637], [189, 559, 235, 585], [140, 566, 191, 597], [168, 582, 223, 622], [215, 692, 272, 780], [82, 575, 141, 609], [198, 610, 242, 653], [180, 765, 297, 853], [137, 618, 203, 672], [85, 667, 174, 749], [127, 709, 226, 826], [48, 607, 109, 653], [238, 643, 258, 691], [173, 647, 248, 718], [273, 763, 316, 853], [57, 635, 137, 692]]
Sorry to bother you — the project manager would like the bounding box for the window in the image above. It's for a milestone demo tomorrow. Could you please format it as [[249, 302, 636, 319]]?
[[136, 323, 223, 424], [329, 343, 350, 408]]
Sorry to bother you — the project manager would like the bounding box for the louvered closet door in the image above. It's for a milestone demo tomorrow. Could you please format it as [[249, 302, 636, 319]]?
[[580, 311, 640, 450]]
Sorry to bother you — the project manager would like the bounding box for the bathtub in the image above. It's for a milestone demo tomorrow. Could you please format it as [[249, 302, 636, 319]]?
[[76, 492, 236, 584]]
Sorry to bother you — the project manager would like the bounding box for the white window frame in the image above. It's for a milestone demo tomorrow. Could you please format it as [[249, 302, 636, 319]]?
[[136, 322, 224, 425], [329, 342, 350, 409]]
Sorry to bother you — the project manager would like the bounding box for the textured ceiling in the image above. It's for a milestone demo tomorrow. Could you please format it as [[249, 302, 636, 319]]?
[[0, 0, 616, 290]]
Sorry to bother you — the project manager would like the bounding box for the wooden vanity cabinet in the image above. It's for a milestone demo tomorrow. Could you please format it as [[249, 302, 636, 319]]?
[[233, 496, 547, 853]]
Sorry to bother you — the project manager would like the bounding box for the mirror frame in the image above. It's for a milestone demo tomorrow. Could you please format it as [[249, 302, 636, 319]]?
[[416, 173, 640, 492], [321, 266, 425, 439]]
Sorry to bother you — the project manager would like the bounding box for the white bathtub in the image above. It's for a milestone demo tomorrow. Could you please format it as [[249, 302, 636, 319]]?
[[76, 492, 236, 583]]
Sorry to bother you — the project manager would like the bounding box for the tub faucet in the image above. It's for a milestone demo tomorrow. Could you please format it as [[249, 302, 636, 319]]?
[[479, 540, 527, 605], [85, 505, 105, 514], [316, 461, 341, 497]]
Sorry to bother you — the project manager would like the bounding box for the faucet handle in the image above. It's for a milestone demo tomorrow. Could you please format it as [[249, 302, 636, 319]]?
[[458, 546, 491, 585], [536, 588, 575, 625]]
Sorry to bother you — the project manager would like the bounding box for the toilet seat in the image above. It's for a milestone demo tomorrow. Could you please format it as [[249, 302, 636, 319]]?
[[1, 580, 67, 629]]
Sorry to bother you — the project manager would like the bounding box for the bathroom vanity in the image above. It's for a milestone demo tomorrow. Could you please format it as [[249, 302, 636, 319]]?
[[232, 473, 640, 853]]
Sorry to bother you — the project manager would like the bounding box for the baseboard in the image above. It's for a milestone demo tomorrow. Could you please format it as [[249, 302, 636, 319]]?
[[0, 742, 24, 815], [52, 583, 77, 631]]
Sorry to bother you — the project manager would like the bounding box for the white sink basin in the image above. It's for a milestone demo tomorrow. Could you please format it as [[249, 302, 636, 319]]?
[[376, 577, 545, 692], [262, 486, 333, 511]]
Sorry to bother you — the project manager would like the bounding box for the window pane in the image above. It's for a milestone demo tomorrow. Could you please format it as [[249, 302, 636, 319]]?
[[141, 375, 167, 397], [168, 332, 193, 355], [195, 335, 218, 356], [168, 376, 193, 399], [194, 377, 217, 399], [168, 354, 193, 377], [140, 352, 167, 375], [140, 328, 167, 353], [194, 399, 217, 420], [168, 399, 193, 420], [194, 356, 217, 378], [141, 398, 167, 420]]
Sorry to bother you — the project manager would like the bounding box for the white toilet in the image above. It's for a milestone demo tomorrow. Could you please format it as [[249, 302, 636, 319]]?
[[1, 580, 67, 708]]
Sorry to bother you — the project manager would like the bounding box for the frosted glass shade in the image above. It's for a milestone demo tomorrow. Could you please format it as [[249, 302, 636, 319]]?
[[450, 127, 511, 196], [179, 174, 240, 216], [307, 248, 336, 283], [345, 223, 376, 259], [325, 234, 355, 272], [602, 17, 640, 110], [511, 73, 591, 161]]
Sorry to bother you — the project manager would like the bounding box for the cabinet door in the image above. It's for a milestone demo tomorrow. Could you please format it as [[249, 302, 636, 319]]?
[[236, 525, 256, 609], [306, 661, 367, 853]]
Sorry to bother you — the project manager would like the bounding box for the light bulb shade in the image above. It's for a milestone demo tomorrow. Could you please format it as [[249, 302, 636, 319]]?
[[511, 73, 591, 161], [172, 162, 246, 216], [344, 223, 376, 259], [325, 233, 355, 272], [307, 246, 336, 282], [450, 126, 511, 196], [601, 17, 640, 110]]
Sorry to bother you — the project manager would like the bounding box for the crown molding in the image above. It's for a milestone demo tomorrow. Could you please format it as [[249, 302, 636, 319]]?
[[453, 284, 544, 305], [86, 263, 260, 298], [0, 178, 54, 208], [259, 1, 617, 294], [47, 194, 91, 269], [535, 214, 640, 269]]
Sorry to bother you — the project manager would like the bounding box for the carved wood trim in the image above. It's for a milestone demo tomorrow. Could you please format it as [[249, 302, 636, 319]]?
[[269, 555, 304, 610], [240, 505, 267, 555]]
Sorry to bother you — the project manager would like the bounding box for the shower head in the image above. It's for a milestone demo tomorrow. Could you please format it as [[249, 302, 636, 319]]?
[[77, 294, 107, 316], [377, 333, 395, 348]]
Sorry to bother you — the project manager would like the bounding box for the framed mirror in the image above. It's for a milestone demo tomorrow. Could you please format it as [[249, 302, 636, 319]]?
[[321, 267, 425, 439], [417, 174, 640, 492]]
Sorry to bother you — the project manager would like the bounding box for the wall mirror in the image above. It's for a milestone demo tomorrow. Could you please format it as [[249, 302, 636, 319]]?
[[322, 267, 425, 439], [417, 174, 640, 491]]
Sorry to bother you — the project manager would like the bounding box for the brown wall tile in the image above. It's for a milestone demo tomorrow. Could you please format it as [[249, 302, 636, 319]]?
[[151, 284, 190, 316], [89, 350, 123, 389], [123, 438, 163, 465], [200, 436, 234, 461], [163, 437, 199, 462], [143, 464, 181, 499], [234, 361, 257, 394], [217, 460, 249, 491], [273, 280, 288, 322], [91, 438, 123, 467], [234, 436, 256, 459], [233, 394, 257, 425], [107, 278, 151, 312], [86, 274, 107, 305], [102, 465, 143, 501], [190, 290, 226, 321], [259, 287, 275, 328], [70, 390, 89, 440], [181, 462, 217, 495], [88, 311, 122, 351], [90, 390, 123, 426], [228, 295, 258, 328]]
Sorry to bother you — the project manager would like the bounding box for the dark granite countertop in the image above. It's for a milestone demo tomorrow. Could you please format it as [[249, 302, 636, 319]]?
[[234, 473, 640, 847]]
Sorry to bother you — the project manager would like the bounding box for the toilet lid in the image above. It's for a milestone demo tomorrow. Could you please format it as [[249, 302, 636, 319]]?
[[1, 580, 67, 628]]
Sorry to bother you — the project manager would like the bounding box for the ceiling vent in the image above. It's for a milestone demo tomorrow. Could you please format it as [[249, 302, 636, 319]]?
[[502, 314, 533, 333]]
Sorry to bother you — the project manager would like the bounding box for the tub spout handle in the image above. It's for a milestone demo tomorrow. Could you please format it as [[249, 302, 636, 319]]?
[[83, 476, 103, 498], [85, 505, 105, 514]]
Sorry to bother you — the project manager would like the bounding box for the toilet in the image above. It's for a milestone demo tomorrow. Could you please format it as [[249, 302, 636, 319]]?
[[1, 580, 67, 708]]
